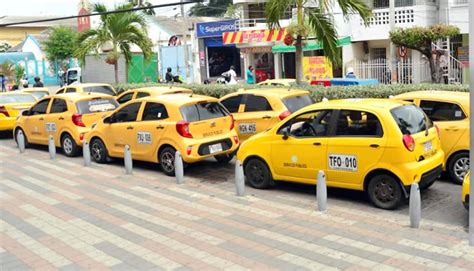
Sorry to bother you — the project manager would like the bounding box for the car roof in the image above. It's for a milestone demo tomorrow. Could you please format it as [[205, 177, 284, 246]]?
[[236, 88, 309, 97], [394, 90, 469, 104], [0, 92, 34, 96], [22, 88, 49, 92], [54, 92, 111, 101], [308, 98, 409, 111], [70, 83, 113, 88], [132, 86, 192, 93], [138, 93, 218, 106], [260, 79, 296, 84]]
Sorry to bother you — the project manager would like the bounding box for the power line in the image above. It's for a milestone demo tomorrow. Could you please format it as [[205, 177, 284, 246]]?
[[0, 0, 202, 27]]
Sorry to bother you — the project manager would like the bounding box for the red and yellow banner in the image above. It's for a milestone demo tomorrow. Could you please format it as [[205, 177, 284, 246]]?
[[223, 28, 287, 45]]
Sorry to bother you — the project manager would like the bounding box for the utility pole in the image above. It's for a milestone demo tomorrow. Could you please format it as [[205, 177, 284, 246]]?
[[181, 0, 190, 82], [469, 0, 473, 247], [389, 0, 396, 84]]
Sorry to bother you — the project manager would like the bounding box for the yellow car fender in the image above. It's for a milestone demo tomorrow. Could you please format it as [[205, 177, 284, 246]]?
[[56, 127, 75, 147]]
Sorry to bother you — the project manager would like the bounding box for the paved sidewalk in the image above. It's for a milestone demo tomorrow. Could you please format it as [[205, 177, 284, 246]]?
[[1, 139, 473, 270]]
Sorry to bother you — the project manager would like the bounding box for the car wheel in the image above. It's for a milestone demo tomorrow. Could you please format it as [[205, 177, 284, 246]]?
[[15, 128, 30, 148], [90, 138, 109, 163], [448, 152, 469, 185], [367, 174, 404, 210], [244, 158, 273, 189], [214, 152, 234, 164], [61, 133, 79, 157], [159, 146, 176, 176]]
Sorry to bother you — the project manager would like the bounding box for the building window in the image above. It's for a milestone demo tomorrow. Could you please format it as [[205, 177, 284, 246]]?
[[373, 0, 414, 9], [370, 48, 386, 60]]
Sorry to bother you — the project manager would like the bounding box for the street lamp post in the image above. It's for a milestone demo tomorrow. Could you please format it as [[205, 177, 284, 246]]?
[[469, 0, 473, 247]]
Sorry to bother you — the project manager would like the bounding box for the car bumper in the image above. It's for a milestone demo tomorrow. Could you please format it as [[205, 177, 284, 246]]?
[[397, 149, 445, 186], [0, 117, 16, 131], [463, 195, 469, 210], [181, 135, 239, 163]]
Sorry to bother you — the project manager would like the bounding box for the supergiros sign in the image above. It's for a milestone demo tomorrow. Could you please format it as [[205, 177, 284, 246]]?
[[196, 20, 238, 38]]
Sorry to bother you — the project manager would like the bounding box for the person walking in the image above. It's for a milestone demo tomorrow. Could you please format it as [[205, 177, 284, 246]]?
[[0, 75, 5, 92], [246, 66, 254, 84], [33, 76, 44, 87]]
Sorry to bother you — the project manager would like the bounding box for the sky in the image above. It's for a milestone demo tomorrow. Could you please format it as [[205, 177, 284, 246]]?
[[0, 0, 192, 17]]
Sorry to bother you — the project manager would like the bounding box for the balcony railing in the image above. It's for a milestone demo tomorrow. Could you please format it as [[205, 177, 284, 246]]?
[[453, 0, 468, 5]]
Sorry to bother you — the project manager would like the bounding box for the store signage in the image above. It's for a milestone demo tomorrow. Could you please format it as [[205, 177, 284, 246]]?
[[223, 29, 287, 45], [196, 20, 238, 38], [303, 57, 333, 81], [240, 47, 272, 53], [458, 46, 469, 65]]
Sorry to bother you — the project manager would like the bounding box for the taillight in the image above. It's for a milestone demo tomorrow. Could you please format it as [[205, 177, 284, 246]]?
[[186, 146, 192, 155], [79, 133, 85, 141], [176, 120, 193, 138], [0, 106, 9, 117], [233, 136, 239, 145], [72, 113, 85, 127], [402, 134, 415, 152], [434, 124, 440, 139], [229, 114, 235, 130], [279, 110, 291, 120]]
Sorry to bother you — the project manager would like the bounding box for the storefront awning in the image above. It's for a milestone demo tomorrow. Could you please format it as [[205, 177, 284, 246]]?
[[223, 28, 287, 45], [271, 36, 352, 53]]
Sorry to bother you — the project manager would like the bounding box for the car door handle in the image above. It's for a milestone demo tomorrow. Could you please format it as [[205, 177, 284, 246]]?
[[445, 127, 459, 131], [58, 117, 64, 120], [39, 117, 44, 121], [370, 144, 379, 148], [126, 126, 134, 130], [156, 125, 164, 130], [262, 115, 271, 119], [313, 142, 321, 146]]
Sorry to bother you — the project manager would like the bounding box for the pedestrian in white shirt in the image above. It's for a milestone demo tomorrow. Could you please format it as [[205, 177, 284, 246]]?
[[222, 65, 237, 85]]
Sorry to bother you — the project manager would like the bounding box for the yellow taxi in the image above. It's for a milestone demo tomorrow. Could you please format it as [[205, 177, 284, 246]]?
[[237, 99, 444, 209], [86, 94, 239, 176], [55, 83, 117, 96], [14, 93, 119, 157], [22, 87, 50, 100], [0, 92, 36, 131], [393, 91, 469, 184], [257, 79, 296, 86], [220, 88, 313, 142], [462, 171, 470, 209], [116, 86, 192, 104]]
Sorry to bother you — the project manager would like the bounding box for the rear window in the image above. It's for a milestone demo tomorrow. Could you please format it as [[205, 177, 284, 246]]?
[[180, 102, 229, 122], [83, 86, 116, 96], [29, 92, 48, 99], [76, 98, 119, 114], [0, 94, 36, 104], [391, 104, 433, 135], [283, 95, 314, 113]]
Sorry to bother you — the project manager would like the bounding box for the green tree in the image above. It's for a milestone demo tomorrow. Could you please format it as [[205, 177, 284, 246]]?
[[43, 26, 78, 73], [0, 61, 15, 80], [75, 3, 153, 84], [189, 0, 233, 17], [127, 0, 155, 15], [390, 24, 460, 83], [15, 65, 25, 86], [266, 0, 371, 84], [0, 42, 11, 53]]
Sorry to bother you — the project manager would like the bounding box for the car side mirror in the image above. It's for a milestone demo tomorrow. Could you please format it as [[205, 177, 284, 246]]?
[[282, 127, 289, 140], [22, 110, 31, 116], [104, 116, 113, 124]]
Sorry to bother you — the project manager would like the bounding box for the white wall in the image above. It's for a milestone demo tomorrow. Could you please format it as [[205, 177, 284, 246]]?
[[22, 37, 43, 61]]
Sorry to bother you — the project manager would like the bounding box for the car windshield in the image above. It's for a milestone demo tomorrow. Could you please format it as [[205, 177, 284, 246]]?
[[0, 94, 36, 104], [180, 102, 229, 122], [76, 98, 119, 114], [283, 94, 314, 113], [29, 92, 48, 99], [83, 86, 116, 96], [391, 104, 432, 135]]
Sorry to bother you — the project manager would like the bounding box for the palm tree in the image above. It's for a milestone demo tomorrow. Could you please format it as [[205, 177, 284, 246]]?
[[265, 0, 371, 84], [127, 0, 155, 15], [75, 3, 153, 83]]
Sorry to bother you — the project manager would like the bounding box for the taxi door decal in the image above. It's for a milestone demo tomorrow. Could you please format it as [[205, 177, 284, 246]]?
[[328, 154, 358, 172], [137, 132, 152, 144], [238, 123, 256, 134], [45, 122, 57, 132]]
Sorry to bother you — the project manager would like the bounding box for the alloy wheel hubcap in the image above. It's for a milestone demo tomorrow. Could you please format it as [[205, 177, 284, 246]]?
[[91, 143, 102, 161], [453, 157, 469, 181], [63, 138, 73, 154], [375, 180, 395, 203], [162, 152, 174, 172]]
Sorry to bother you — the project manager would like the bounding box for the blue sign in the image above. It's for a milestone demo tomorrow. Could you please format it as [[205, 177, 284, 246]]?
[[196, 20, 238, 38]]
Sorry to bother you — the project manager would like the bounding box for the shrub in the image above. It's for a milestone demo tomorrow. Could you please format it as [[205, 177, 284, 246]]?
[[113, 82, 468, 102]]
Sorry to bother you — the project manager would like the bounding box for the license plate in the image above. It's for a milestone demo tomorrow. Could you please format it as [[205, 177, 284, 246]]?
[[424, 141, 432, 152], [209, 143, 223, 154], [238, 123, 256, 134], [328, 154, 357, 172]]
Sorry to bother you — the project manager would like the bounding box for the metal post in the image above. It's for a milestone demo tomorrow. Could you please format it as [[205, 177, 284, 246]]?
[[317, 170, 327, 212], [124, 145, 133, 175], [17, 130, 25, 153], [389, 0, 396, 84], [180, 0, 190, 82], [48, 135, 56, 160], [83, 140, 91, 167], [174, 151, 184, 184], [409, 183, 421, 229], [235, 160, 245, 196], [469, 0, 474, 246]]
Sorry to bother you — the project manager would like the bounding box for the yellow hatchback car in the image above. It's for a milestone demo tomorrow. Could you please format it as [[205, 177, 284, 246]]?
[[22, 87, 50, 100], [0, 92, 36, 131], [116, 86, 192, 104], [14, 93, 119, 156], [393, 91, 469, 184], [257, 79, 297, 86], [55, 83, 117, 96], [87, 94, 239, 176], [463, 171, 470, 209], [237, 99, 444, 209], [220, 88, 313, 142]]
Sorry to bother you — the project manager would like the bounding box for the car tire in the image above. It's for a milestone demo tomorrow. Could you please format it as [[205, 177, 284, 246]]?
[[244, 158, 274, 189], [61, 133, 79, 157], [90, 138, 110, 163], [159, 146, 177, 177], [14, 128, 30, 148], [214, 152, 234, 164], [448, 152, 469, 185], [367, 174, 404, 210]]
